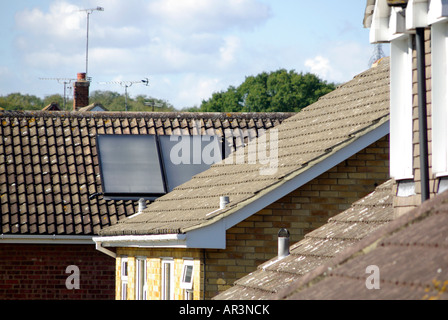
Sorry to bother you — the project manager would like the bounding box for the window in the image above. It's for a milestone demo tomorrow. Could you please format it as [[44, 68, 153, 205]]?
[[390, 36, 414, 180], [136, 257, 147, 300], [180, 259, 195, 290], [396, 179, 416, 197], [121, 257, 128, 300], [438, 177, 448, 194], [161, 259, 174, 300], [431, 22, 448, 176]]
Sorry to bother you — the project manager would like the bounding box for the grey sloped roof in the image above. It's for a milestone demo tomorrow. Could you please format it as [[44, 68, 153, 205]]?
[[98, 58, 391, 237], [213, 179, 394, 300], [0, 110, 291, 236], [276, 188, 448, 300]]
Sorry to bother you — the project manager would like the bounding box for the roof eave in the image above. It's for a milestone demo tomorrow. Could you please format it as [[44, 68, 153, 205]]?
[[94, 118, 389, 250]]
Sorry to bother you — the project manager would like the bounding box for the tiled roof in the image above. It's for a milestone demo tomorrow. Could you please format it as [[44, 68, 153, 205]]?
[[276, 188, 448, 300], [214, 179, 394, 300], [0, 111, 292, 236], [98, 57, 390, 237]]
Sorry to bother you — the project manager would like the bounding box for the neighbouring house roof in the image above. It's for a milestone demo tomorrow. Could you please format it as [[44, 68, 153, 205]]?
[[78, 103, 108, 112], [214, 179, 394, 300], [96, 58, 391, 250], [274, 188, 448, 300], [42, 103, 61, 111], [363, 0, 376, 28], [0, 110, 291, 239]]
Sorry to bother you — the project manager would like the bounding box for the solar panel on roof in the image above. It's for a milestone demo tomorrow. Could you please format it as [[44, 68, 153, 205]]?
[[97, 134, 166, 200], [96, 134, 230, 200], [159, 135, 228, 191]]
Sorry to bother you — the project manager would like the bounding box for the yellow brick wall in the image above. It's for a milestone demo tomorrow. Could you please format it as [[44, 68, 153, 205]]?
[[115, 248, 203, 300], [112, 136, 390, 300], [204, 135, 390, 298]]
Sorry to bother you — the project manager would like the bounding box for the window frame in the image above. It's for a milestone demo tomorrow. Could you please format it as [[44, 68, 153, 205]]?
[[120, 257, 128, 300], [180, 259, 195, 290], [161, 258, 174, 300], [135, 256, 148, 300]]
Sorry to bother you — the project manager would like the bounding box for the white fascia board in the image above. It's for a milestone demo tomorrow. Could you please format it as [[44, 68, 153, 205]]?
[[184, 121, 390, 250], [92, 234, 187, 248], [431, 21, 448, 174], [0, 234, 94, 244], [390, 36, 414, 180], [185, 219, 226, 249]]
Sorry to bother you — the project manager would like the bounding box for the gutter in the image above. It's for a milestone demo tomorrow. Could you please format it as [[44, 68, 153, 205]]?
[[93, 234, 187, 255]]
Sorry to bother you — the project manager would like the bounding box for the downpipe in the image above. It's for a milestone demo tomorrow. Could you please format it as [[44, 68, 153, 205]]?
[[415, 28, 430, 202]]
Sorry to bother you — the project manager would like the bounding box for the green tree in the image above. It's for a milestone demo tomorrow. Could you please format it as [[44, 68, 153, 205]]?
[[0, 93, 43, 110], [197, 69, 336, 113], [43, 94, 65, 109], [89, 90, 176, 112]]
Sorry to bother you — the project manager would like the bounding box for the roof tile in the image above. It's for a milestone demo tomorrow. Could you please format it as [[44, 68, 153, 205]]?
[[214, 179, 394, 300]]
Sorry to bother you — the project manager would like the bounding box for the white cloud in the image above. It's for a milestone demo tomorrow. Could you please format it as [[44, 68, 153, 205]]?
[[305, 56, 332, 80], [177, 75, 223, 108], [304, 41, 373, 84], [15, 1, 83, 39], [147, 0, 271, 34]]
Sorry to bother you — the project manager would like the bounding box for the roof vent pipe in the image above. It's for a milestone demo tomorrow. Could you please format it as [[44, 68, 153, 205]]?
[[138, 198, 147, 213], [278, 228, 290, 259], [220, 196, 229, 209]]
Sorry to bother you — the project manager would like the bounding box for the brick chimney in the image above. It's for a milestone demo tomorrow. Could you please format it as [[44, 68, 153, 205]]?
[[73, 73, 90, 111]]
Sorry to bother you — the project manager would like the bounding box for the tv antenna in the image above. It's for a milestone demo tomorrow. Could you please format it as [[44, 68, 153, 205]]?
[[39, 77, 76, 110], [144, 100, 165, 112], [99, 78, 149, 111], [369, 43, 386, 67]]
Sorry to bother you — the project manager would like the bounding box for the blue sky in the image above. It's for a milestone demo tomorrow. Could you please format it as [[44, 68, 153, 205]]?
[[0, 0, 383, 109]]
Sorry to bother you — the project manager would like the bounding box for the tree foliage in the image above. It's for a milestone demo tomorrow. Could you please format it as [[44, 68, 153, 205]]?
[[188, 69, 336, 113], [1, 70, 335, 113], [0, 90, 176, 112]]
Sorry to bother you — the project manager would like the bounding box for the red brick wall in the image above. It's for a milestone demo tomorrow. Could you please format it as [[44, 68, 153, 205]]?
[[0, 244, 115, 300]]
